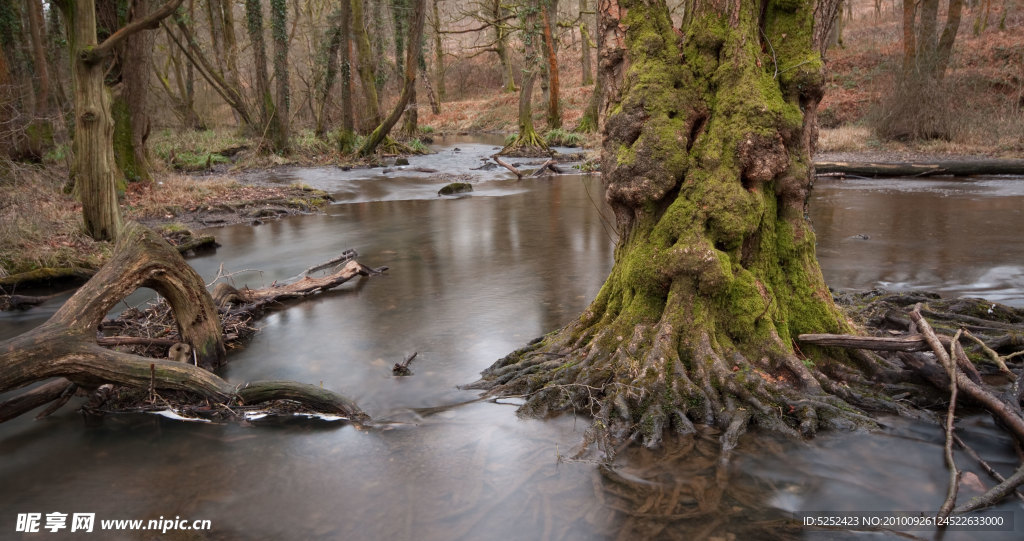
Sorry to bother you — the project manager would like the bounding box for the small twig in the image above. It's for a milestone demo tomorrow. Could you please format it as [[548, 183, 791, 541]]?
[[149, 363, 156, 403], [962, 329, 1015, 380], [393, 351, 419, 376], [953, 433, 1024, 504], [304, 249, 358, 276], [953, 462, 1024, 514], [938, 330, 962, 519], [758, 27, 779, 79]]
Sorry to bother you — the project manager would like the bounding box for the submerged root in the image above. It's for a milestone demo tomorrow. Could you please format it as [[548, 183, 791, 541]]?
[[470, 318, 892, 454], [498, 130, 551, 157]]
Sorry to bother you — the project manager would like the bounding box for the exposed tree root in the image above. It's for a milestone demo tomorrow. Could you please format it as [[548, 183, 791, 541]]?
[[470, 315, 895, 456], [498, 129, 551, 157], [0, 222, 380, 426]]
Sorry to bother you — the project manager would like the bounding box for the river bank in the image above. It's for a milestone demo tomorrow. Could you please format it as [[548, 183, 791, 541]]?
[[2, 121, 1017, 292]]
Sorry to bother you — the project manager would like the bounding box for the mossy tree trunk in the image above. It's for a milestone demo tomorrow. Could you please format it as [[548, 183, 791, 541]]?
[[338, 0, 355, 147], [351, 0, 382, 130], [56, 0, 183, 241], [246, 0, 286, 152], [475, 0, 885, 448], [114, 0, 158, 183], [579, 0, 593, 86], [270, 0, 289, 152], [314, 7, 345, 137], [431, 0, 445, 102], [492, 0, 516, 93], [499, 0, 548, 155], [357, 0, 425, 155], [541, 0, 561, 130]]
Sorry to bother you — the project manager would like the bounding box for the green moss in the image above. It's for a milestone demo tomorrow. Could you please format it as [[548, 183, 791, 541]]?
[[438, 182, 473, 196], [111, 98, 139, 186]]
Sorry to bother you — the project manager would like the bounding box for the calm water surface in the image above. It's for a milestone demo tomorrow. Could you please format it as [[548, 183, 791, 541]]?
[[2, 139, 1022, 539]]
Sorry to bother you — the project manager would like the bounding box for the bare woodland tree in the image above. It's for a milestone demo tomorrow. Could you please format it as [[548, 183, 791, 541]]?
[[876, 0, 965, 140], [55, 0, 184, 241]]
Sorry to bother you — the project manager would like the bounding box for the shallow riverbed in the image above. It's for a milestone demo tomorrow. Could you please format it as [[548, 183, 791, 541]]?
[[1, 137, 1022, 539]]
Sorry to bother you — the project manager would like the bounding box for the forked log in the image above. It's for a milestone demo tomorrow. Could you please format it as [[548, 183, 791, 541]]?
[[0, 222, 371, 424]]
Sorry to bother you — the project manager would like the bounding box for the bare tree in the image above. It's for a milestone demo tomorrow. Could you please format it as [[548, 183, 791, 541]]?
[[54, 0, 184, 241]]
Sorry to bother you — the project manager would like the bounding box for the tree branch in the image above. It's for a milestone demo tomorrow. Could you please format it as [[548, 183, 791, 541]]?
[[82, 0, 185, 65]]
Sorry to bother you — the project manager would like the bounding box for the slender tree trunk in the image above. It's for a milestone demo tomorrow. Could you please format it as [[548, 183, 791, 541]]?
[[114, 0, 157, 182], [392, 0, 408, 76], [902, 0, 917, 75], [26, 0, 50, 116], [371, 0, 387, 92], [579, 0, 593, 86], [431, 0, 445, 102], [575, 4, 604, 136], [935, 0, 964, 79], [246, 0, 283, 150], [339, 0, 354, 137], [358, 0, 425, 155], [219, 0, 243, 109], [493, 0, 516, 93], [351, 0, 382, 130], [166, 15, 252, 128], [271, 0, 289, 152], [541, 0, 561, 129], [315, 8, 345, 136], [475, 0, 878, 448]]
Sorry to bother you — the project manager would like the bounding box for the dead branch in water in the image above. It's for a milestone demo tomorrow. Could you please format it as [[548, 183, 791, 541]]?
[[0, 222, 381, 426], [493, 156, 523, 178], [801, 293, 1024, 513]]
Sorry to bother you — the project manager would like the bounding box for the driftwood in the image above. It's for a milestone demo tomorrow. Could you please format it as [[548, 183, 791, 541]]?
[[799, 333, 949, 351], [0, 222, 377, 425], [0, 293, 58, 311], [531, 159, 565, 177], [804, 295, 1024, 514], [392, 352, 418, 376], [494, 156, 523, 178], [814, 159, 1024, 178]]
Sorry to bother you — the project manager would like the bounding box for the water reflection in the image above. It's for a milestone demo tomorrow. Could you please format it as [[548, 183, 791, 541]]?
[[811, 176, 1024, 306], [2, 164, 1023, 539]]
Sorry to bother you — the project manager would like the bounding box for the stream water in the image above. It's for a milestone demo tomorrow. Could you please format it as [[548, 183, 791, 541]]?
[[2, 136, 1022, 539]]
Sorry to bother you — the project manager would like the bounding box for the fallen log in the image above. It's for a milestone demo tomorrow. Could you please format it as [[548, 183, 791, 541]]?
[[814, 159, 1024, 178], [494, 156, 523, 178], [0, 379, 76, 422], [0, 293, 58, 311], [0, 222, 374, 425], [531, 159, 565, 177], [798, 333, 948, 351]]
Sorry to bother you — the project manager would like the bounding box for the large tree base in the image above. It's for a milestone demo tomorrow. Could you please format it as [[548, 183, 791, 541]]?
[[471, 288, 1024, 510], [498, 129, 552, 158]]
